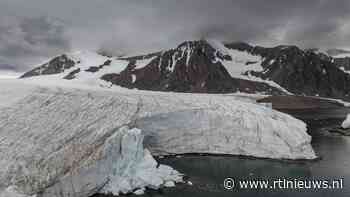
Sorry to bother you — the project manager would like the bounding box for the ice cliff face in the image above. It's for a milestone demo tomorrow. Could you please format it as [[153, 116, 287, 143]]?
[[0, 79, 316, 197], [137, 107, 315, 159], [0, 125, 182, 197], [0, 82, 183, 197], [40, 127, 182, 197]]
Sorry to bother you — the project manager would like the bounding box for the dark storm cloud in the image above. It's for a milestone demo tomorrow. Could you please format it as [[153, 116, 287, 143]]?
[[0, 0, 350, 72]]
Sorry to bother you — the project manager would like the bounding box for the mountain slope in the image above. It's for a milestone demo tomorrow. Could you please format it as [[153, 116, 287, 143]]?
[[108, 40, 290, 94], [225, 42, 350, 99], [20, 41, 289, 95], [20, 40, 350, 99]]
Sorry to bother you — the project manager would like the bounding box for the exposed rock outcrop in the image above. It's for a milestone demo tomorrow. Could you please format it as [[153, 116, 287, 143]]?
[[20, 55, 75, 78], [103, 41, 285, 94], [225, 43, 350, 99]]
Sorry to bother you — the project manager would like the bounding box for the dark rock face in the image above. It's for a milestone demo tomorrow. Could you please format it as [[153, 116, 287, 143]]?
[[102, 40, 284, 94], [225, 43, 350, 99], [85, 60, 112, 73], [20, 55, 75, 78], [85, 66, 100, 73], [334, 57, 350, 70], [63, 68, 81, 80]]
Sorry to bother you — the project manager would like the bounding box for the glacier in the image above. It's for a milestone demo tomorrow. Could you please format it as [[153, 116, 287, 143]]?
[[0, 79, 316, 197], [0, 122, 182, 197]]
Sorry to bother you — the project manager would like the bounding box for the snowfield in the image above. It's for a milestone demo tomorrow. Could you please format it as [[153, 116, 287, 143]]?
[[0, 78, 316, 197], [207, 39, 292, 94]]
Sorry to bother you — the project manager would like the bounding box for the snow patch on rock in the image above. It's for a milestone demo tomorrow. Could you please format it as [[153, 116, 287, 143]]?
[[22, 51, 130, 87], [342, 114, 350, 129], [134, 56, 157, 70], [332, 53, 350, 58], [132, 74, 137, 83], [207, 40, 291, 94]]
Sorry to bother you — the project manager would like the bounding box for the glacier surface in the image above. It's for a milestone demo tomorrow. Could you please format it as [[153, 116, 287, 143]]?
[[0, 79, 316, 197]]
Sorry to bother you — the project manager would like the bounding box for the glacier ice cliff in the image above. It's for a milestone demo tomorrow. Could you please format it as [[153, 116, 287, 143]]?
[[0, 79, 316, 197], [136, 108, 315, 159], [0, 126, 182, 197]]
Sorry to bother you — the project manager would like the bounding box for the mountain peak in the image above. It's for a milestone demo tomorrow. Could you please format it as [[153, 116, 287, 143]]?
[[18, 40, 350, 100]]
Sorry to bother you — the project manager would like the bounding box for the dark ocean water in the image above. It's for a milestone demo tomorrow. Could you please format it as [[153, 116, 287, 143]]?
[[150, 134, 350, 197]]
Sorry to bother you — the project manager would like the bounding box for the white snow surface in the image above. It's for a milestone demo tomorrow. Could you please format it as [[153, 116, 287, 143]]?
[[0, 80, 184, 197], [221, 48, 263, 75], [0, 71, 20, 79], [134, 56, 157, 70], [338, 66, 350, 77], [27, 51, 130, 87], [207, 40, 292, 94], [0, 78, 316, 196], [342, 114, 350, 129], [332, 53, 350, 58], [1, 186, 36, 197]]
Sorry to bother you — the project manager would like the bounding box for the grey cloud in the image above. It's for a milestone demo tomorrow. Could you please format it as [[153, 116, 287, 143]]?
[[0, 63, 15, 70], [20, 17, 68, 48], [0, 0, 349, 72], [0, 16, 70, 71]]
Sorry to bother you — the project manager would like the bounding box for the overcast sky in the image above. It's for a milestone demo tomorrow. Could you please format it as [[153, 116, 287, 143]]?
[[0, 0, 350, 74]]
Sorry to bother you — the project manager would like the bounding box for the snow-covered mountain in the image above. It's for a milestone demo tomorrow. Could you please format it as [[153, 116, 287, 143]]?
[[19, 40, 292, 95], [0, 78, 316, 197], [19, 40, 350, 100], [224, 43, 350, 99]]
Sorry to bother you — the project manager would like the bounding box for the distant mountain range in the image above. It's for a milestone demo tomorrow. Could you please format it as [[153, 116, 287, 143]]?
[[20, 40, 350, 100]]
